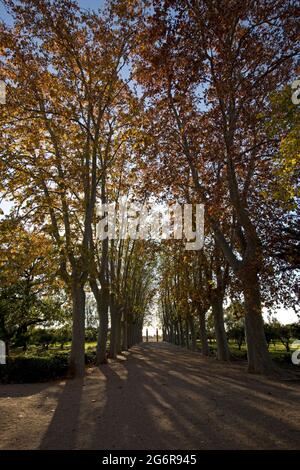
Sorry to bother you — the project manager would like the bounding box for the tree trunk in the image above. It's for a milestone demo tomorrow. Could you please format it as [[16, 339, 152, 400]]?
[[116, 313, 122, 354], [185, 319, 190, 349], [188, 315, 197, 351], [109, 306, 118, 359], [174, 322, 178, 345], [211, 291, 230, 361], [122, 314, 128, 351], [242, 272, 275, 374], [179, 317, 184, 346], [5, 340, 10, 357], [199, 311, 209, 356], [96, 285, 109, 364], [69, 282, 86, 377], [127, 318, 133, 348]]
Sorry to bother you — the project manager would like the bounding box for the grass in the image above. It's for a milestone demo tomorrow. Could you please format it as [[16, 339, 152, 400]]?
[[8, 339, 299, 367], [195, 339, 298, 365], [9, 341, 97, 358]]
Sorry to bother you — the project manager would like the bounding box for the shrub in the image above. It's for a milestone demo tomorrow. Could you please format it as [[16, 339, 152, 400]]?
[[0, 349, 98, 383], [52, 326, 72, 349], [85, 327, 98, 343], [29, 328, 56, 349], [85, 349, 97, 365], [227, 326, 245, 350], [0, 353, 69, 383]]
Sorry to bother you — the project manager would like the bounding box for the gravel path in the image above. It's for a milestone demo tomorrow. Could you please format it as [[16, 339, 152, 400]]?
[[0, 342, 299, 450]]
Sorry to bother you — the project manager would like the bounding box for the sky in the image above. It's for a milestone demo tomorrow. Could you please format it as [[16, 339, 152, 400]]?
[[78, 0, 105, 10], [0, 0, 105, 23], [0, 0, 298, 326]]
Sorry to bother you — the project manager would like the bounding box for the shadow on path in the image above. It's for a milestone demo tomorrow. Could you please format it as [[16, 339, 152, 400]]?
[[30, 343, 300, 449]]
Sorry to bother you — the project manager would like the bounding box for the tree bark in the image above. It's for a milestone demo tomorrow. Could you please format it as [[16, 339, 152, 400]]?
[[211, 290, 230, 361], [127, 318, 133, 349], [242, 271, 276, 374], [185, 319, 190, 349], [174, 322, 178, 345], [199, 311, 209, 356], [69, 282, 86, 377], [122, 313, 128, 351], [109, 305, 118, 359], [116, 315, 122, 354], [188, 315, 197, 351], [90, 278, 109, 365], [96, 285, 109, 364], [179, 317, 185, 346]]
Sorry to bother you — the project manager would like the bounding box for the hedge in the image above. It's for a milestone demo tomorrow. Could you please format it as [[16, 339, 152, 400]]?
[[0, 350, 97, 383]]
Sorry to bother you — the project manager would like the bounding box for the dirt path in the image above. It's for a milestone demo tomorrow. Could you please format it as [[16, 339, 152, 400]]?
[[0, 342, 299, 450]]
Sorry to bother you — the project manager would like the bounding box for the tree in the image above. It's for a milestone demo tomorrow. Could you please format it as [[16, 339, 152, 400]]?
[[266, 86, 300, 271], [225, 302, 246, 351], [0, 218, 68, 352], [108, 238, 157, 357], [0, 0, 133, 374], [127, 0, 299, 374], [30, 329, 55, 350]]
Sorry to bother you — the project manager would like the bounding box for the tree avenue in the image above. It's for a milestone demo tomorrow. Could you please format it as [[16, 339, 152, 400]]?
[[0, 0, 299, 379]]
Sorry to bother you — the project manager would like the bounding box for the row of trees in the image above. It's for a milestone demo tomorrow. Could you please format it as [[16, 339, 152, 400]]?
[[0, 0, 299, 377], [158, 238, 298, 365], [0, 0, 157, 375], [129, 0, 299, 374], [0, 217, 156, 370]]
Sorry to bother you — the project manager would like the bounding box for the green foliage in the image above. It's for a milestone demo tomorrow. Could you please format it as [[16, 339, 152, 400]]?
[[225, 301, 245, 349], [264, 323, 280, 346], [264, 321, 300, 352], [85, 327, 98, 343], [29, 329, 56, 349], [227, 326, 245, 350], [0, 219, 71, 351], [268, 86, 300, 205]]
